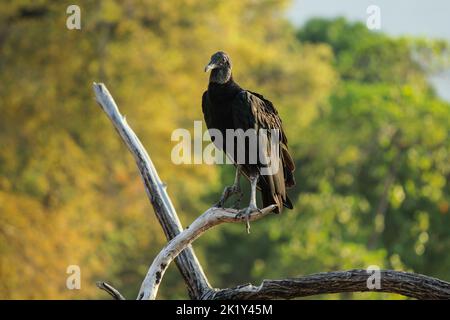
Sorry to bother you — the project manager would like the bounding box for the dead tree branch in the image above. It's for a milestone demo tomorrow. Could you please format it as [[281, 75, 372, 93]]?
[[92, 83, 450, 300], [137, 205, 276, 300], [208, 270, 450, 300], [96, 281, 126, 300]]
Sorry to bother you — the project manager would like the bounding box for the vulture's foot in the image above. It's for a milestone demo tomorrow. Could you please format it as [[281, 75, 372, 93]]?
[[214, 184, 243, 208], [236, 204, 261, 234]]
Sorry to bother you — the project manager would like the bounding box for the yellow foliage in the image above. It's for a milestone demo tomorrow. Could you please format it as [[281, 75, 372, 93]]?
[[0, 0, 335, 298]]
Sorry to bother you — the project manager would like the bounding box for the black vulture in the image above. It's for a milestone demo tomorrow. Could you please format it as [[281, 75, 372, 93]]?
[[202, 51, 295, 231]]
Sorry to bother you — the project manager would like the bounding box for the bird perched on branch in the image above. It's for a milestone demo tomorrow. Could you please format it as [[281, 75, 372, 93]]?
[[202, 51, 295, 232]]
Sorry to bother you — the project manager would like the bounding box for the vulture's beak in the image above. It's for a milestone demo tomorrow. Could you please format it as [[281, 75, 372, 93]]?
[[204, 61, 216, 72]]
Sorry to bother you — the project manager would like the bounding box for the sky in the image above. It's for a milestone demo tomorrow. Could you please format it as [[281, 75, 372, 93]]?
[[287, 0, 450, 101]]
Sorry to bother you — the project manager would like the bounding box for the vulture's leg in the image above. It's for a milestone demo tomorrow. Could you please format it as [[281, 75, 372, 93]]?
[[237, 173, 260, 234], [214, 168, 243, 208], [231, 169, 244, 209]]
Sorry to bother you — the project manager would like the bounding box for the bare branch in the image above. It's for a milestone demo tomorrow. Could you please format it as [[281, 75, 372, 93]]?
[[209, 270, 450, 300], [96, 282, 126, 300], [138, 205, 277, 300], [93, 82, 211, 299]]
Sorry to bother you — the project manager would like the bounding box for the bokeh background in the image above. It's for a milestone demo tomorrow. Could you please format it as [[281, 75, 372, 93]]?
[[0, 0, 449, 299]]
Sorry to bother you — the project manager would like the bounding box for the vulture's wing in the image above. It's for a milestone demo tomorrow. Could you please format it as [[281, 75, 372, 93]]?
[[231, 91, 295, 177], [202, 91, 214, 129], [231, 90, 295, 212], [202, 90, 222, 148]]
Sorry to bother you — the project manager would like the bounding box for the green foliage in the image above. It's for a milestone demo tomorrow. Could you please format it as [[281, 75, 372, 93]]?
[[298, 17, 428, 85]]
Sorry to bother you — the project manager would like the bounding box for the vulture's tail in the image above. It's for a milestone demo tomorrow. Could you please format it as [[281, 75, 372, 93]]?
[[282, 144, 296, 188], [254, 141, 296, 213], [261, 189, 293, 214], [258, 143, 296, 213]]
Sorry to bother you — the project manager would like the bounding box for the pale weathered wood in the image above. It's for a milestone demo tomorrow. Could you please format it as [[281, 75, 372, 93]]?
[[137, 205, 277, 300]]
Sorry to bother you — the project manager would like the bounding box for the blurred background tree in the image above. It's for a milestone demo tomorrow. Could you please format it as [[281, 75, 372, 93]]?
[[0, 1, 448, 299]]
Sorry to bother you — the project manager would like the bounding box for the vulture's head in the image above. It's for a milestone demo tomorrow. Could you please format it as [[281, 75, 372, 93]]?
[[204, 51, 232, 84]]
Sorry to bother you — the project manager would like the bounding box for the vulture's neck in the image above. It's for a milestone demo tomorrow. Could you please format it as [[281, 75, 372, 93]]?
[[207, 74, 242, 103], [209, 67, 232, 84]]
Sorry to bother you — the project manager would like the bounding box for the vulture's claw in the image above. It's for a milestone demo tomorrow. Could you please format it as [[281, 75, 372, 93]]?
[[236, 204, 260, 234]]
